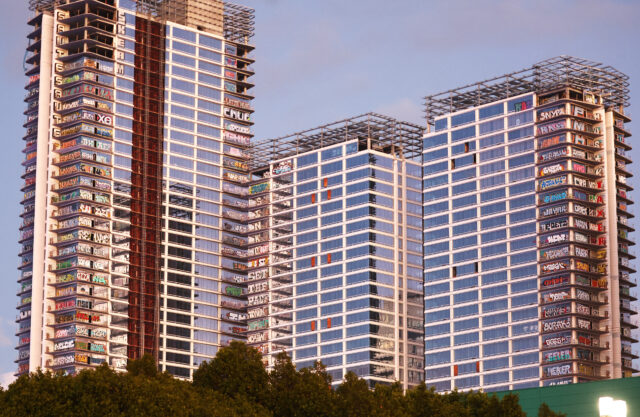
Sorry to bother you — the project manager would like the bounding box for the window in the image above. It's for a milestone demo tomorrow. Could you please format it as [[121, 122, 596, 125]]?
[[454, 345, 479, 361], [454, 332, 478, 345], [482, 284, 507, 299], [425, 338, 450, 351], [479, 147, 504, 162], [509, 139, 534, 155], [510, 222, 535, 237], [482, 257, 507, 271], [423, 148, 448, 162], [480, 160, 504, 175], [512, 336, 538, 352], [512, 307, 537, 321], [479, 118, 504, 135], [451, 111, 475, 127], [479, 103, 504, 120], [452, 167, 475, 182], [482, 271, 507, 285], [508, 110, 533, 127], [426, 351, 450, 365], [424, 174, 448, 189], [483, 327, 508, 341], [481, 215, 506, 230], [172, 78, 195, 93], [424, 201, 448, 215], [482, 243, 506, 257], [199, 34, 222, 50], [451, 126, 476, 142], [424, 187, 448, 202], [322, 160, 342, 175], [481, 202, 505, 216], [452, 181, 476, 195], [452, 208, 476, 223], [425, 242, 449, 256], [509, 154, 534, 169], [452, 222, 477, 236], [483, 341, 508, 357], [297, 167, 317, 182], [434, 119, 448, 131], [509, 167, 534, 182], [424, 215, 448, 228], [510, 195, 534, 210], [510, 237, 535, 251], [453, 249, 477, 263], [510, 251, 536, 265], [508, 126, 534, 141], [511, 279, 537, 293], [510, 181, 534, 195], [511, 264, 536, 279], [481, 188, 505, 203], [483, 312, 508, 326], [484, 357, 509, 371], [424, 161, 448, 175], [425, 228, 449, 241], [295, 153, 316, 169], [479, 133, 504, 148], [423, 133, 448, 149], [451, 141, 476, 156], [452, 235, 476, 249]]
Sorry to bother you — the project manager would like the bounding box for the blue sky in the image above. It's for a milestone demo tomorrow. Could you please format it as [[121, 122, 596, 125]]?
[[0, 0, 638, 384]]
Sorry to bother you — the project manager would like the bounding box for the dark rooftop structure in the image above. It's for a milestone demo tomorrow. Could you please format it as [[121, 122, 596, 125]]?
[[249, 113, 425, 170], [424, 56, 630, 127]]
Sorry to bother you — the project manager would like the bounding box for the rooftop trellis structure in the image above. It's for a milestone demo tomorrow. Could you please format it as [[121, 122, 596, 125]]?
[[29, 0, 254, 43], [249, 113, 425, 170], [424, 55, 630, 127]]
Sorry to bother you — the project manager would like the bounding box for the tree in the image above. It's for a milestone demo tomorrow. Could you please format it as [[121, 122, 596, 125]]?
[[126, 353, 159, 377], [404, 383, 443, 417], [0, 346, 544, 417], [192, 340, 269, 405], [371, 382, 406, 417], [335, 372, 375, 417], [269, 352, 335, 417], [538, 403, 566, 417]]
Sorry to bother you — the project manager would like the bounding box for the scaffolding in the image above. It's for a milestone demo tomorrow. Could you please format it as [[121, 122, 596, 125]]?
[[424, 55, 630, 126], [29, 0, 254, 43], [249, 113, 425, 170]]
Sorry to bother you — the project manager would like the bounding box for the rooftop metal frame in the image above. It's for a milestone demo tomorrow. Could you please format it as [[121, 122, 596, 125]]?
[[249, 113, 425, 170], [424, 55, 630, 126], [223, 2, 255, 43], [30, 0, 254, 44]]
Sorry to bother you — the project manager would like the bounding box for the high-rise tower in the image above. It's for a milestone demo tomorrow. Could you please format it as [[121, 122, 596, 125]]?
[[247, 114, 426, 389], [421, 56, 637, 392], [18, 0, 254, 379]]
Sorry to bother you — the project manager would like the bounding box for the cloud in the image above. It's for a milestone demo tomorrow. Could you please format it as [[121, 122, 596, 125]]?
[[0, 372, 16, 390], [375, 97, 424, 126]]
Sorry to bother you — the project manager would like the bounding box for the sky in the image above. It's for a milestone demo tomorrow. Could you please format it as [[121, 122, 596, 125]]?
[[0, 0, 638, 386]]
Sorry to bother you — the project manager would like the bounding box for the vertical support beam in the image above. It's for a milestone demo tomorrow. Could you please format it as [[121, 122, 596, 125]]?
[[29, 12, 54, 373]]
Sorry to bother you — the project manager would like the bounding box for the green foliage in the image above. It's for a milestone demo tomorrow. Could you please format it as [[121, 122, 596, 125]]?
[[268, 352, 335, 417], [538, 402, 567, 417], [0, 344, 565, 417], [192, 340, 269, 405]]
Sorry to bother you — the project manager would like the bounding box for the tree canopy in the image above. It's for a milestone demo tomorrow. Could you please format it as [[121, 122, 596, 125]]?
[[0, 342, 564, 417]]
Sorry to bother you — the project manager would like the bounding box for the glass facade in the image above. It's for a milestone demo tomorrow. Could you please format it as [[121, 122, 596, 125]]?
[[18, 0, 255, 380], [248, 140, 425, 388], [423, 94, 540, 392], [423, 86, 637, 391], [18, 2, 636, 393]]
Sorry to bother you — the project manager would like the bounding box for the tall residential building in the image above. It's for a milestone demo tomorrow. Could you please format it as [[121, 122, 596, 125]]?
[[18, 0, 255, 379], [421, 56, 637, 392], [244, 114, 426, 389]]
